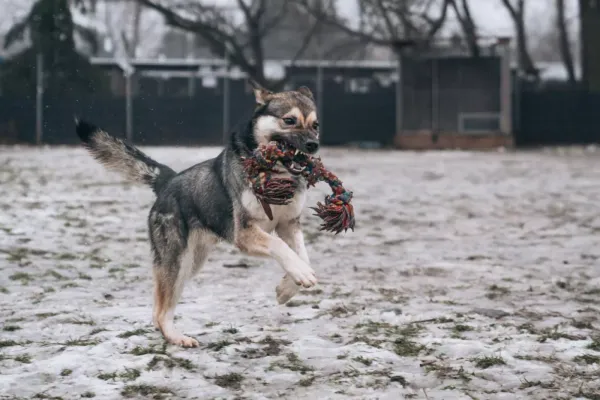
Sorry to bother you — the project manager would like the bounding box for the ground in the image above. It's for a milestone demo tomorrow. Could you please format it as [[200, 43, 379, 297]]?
[[1, 145, 599, 400]]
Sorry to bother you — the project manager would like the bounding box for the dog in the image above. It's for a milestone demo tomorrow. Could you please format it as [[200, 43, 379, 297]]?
[[75, 82, 320, 347]]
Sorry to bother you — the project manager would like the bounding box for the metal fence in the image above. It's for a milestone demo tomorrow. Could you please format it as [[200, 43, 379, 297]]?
[[0, 48, 512, 147], [515, 87, 600, 146]]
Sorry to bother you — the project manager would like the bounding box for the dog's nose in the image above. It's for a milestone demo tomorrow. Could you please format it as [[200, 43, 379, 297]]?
[[305, 140, 319, 154]]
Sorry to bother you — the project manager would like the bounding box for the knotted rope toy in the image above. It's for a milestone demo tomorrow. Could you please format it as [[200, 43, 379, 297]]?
[[242, 141, 355, 234]]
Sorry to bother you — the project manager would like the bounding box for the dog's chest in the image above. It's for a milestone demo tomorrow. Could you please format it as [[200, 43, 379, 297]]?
[[241, 187, 307, 232]]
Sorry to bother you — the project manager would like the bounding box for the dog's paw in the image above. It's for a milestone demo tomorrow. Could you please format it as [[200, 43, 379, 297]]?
[[276, 274, 300, 304], [287, 262, 317, 288], [166, 334, 199, 348]]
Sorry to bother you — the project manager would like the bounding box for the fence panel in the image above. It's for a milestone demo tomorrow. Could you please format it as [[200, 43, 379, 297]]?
[[516, 89, 600, 146]]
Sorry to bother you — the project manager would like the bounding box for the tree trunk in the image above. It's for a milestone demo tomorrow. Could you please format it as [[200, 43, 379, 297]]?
[[450, 0, 480, 57], [500, 0, 537, 79], [579, 0, 600, 91], [556, 0, 576, 85]]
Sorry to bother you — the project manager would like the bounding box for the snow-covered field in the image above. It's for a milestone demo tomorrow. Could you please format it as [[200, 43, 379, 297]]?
[[1, 145, 599, 400]]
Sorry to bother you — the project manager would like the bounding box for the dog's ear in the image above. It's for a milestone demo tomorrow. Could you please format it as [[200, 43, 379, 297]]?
[[297, 86, 314, 101], [249, 79, 273, 105]]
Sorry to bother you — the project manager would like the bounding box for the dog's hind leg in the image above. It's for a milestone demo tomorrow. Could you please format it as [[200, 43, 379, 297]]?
[[151, 210, 213, 347], [274, 218, 310, 304]]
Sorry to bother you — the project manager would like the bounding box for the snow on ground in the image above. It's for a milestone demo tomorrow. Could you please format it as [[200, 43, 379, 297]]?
[[1, 145, 599, 400]]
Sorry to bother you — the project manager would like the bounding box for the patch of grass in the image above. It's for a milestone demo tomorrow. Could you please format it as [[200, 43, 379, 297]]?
[[81, 392, 95, 398], [352, 356, 373, 366], [61, 283, 79, 289], [3, 325, 21, 332], [130, 344, 167, 356], [517, 323, 538, 334], [33, 394, 64, 400], [45, 270, 67, 280], [36, 312, 60, 319], [63, 338, 101, 347], [63, 317, 95, 326], [514, 354, 558, 363], [0, 340, 19, 348], [393, 337, 425, 357], [258, 335, 291, 356], [98, 368, 141, 382], [55, 253, 77, 261], [222, 326, 238, 334], [89, 328, 108, 336], [424, 363, 472, 382], [117, 328, 151, 339], [486, 284, 510, 299], [573, 389, 600, 400], [453, 324, 473, 333], [14, 354, 31, 363], [121, 384, 174, 398], [348, 336, 385, 348], [537, 327, 583, 343], [285, 300, 317, 308], [9, 272, 32, 282], [205, 321, 219, 327], [78, 272, 92, 280], [519, 378, 556, 389], [298, 376, 316, 387], [6, 248, 30, 263], [390, 375, 408, 387], [0, 286, 9, 294], [147, 355, 196, 371], [472, 355, 506, 369], [572, 320, 594, 329], [213, 372, 244, 389], [328, 304, 355, 318], [205, 339, 233, 351], [573, 354, 600, 365], [587, 338, 600, 352], [60, 369, 73, 376], [269, 353, 314, 374], [44, 287, 56, 293]]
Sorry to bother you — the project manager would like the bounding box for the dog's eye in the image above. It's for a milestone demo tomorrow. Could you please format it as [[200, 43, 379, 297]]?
[[312, 121, 319, 130], [283, 117, 296, 126]]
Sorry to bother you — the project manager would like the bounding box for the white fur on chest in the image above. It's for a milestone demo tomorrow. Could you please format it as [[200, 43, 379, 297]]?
[[241, 187, 307, 232]]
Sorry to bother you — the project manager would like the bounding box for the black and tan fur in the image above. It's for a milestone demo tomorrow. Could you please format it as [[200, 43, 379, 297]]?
[[75, 82, 320, 347]]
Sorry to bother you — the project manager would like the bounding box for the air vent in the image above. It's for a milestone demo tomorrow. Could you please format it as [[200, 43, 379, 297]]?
[[458, 113, 501, 133]]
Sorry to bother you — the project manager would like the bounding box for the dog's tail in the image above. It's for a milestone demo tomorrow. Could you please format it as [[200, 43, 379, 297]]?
[[75, 118, 176, 195]]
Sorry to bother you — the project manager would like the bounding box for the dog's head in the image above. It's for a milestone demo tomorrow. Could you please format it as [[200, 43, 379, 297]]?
[[250, 81, 320, 156]]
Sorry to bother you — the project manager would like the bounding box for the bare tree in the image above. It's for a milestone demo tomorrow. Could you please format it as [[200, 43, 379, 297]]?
[[555, 0, 576, 84], [499, 0, 537, 78], [136, 0, 323, 89], [295, 0, 452, 55], [448, 0, 479, 57]]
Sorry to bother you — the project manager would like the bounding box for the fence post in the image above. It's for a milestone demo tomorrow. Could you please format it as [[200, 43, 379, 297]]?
[[395, 52, 404, 136], [432, 57, 439, 135], [499, 37, 513, 137], [222, 55, 230, 144], [125, 71, 133, 142], [316, 48, 324, 138], [35, 52, 44, 145]]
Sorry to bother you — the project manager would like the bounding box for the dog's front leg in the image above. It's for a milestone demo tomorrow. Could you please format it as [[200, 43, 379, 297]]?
[[274, 218, 310, 304], [235, 223, 317, 288]]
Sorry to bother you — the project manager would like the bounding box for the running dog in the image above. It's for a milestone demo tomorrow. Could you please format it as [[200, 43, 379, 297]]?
[[75, 82, 320, 347]]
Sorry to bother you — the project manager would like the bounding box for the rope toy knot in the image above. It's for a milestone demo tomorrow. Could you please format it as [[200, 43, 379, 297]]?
[[242, 142, 355, 234]]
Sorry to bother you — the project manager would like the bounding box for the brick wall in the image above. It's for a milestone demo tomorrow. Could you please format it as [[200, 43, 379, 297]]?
[[394, 131, 514, 150]]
